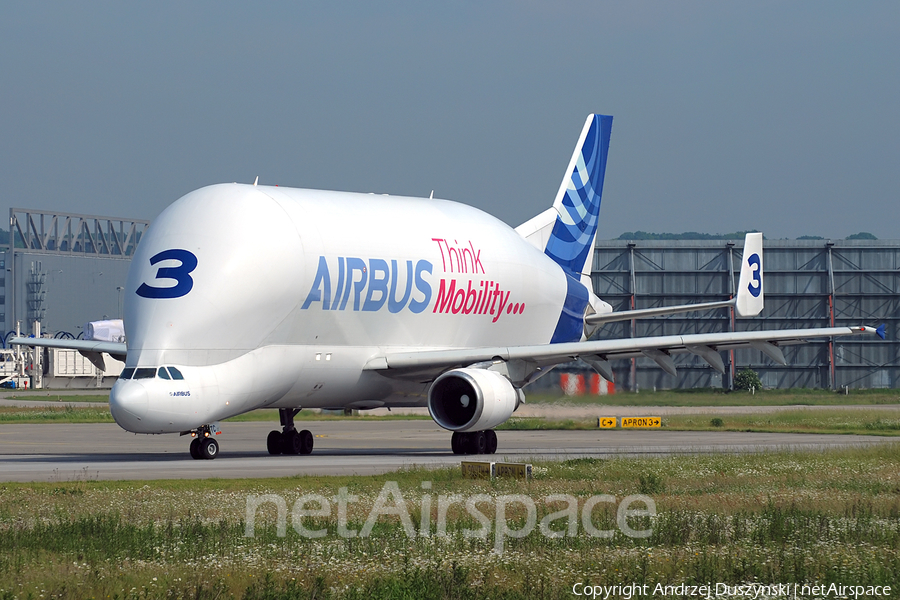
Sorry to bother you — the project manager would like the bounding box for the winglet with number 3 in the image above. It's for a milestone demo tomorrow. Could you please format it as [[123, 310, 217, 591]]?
[[736, 233, 764, 317]]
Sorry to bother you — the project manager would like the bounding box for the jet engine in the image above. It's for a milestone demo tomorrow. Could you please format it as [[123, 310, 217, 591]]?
[[427, 368, 521, 432]]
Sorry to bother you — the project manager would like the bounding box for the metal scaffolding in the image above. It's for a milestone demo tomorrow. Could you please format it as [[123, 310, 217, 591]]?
[[9, 208, 149, 257]]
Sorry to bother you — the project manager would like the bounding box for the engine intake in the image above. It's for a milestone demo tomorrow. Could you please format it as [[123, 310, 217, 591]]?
[[427, 368, 520, 432]]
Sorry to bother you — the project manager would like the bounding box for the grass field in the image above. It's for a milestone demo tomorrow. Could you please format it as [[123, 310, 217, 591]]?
[[663, 408, 900, 436], [526, 388, 900, 406], [4, 394, 110, 403], [497, 408, 900, 436], [1, 445, 898, 598], [0, 405, 115, 424], [4, 396, 900, 437]]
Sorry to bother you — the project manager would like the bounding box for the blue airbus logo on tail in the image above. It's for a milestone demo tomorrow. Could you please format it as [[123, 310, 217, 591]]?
[[544, 115, 612, 277], [543, 114, 612, 344]]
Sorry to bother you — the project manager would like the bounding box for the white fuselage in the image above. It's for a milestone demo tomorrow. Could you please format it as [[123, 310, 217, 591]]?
[[110, 184, 575, 433]]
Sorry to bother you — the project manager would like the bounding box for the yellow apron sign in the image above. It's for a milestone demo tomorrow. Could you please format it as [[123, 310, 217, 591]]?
[[495, 462, 532, 480], [620, 416, 661, 428], [461, 461, 532, 479], [461, 461, 494, 479]]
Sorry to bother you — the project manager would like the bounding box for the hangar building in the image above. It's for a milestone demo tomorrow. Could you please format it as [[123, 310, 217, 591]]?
[[2, 208, 148, 338], [591, 238, 899, 390]]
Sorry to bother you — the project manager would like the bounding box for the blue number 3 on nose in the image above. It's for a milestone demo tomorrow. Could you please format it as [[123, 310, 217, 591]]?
[[136, 249, 198, 299]]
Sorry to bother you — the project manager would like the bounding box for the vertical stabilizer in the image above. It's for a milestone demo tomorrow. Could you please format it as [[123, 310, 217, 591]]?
[[543, 114, 613, 277]]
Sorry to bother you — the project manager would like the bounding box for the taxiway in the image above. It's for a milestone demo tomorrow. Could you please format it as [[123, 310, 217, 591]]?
[[0, 420, 894, 482]]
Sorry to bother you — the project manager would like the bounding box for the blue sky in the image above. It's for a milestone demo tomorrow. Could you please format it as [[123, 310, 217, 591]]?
[[1, 2, 897, 239]]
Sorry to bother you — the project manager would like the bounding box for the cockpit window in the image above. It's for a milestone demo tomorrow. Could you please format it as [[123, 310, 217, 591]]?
[[134, 368, 156, 379], [118, 366, 184, 380]]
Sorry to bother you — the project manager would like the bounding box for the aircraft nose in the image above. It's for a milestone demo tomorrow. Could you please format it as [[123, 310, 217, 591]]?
[[109, 381, 149, 431]]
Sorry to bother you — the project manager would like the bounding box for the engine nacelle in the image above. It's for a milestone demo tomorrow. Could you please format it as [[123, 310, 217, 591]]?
[[427, 368, 521, 432]]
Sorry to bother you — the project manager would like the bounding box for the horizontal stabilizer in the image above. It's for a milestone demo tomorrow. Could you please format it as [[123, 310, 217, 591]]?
[[516, 208, 559, 251], [585, 299, 735, 325], [585, 232, 766, 326]]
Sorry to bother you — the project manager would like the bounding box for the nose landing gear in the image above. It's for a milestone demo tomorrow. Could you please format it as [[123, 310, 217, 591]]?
[[267, 408, 314, 455], [451, 430, 498, 455], [188, 425, 220, 460]]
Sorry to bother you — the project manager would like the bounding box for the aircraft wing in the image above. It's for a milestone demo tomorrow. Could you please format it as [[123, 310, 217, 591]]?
[[365, 325, 885, 384], [9, 337, 127, 363]]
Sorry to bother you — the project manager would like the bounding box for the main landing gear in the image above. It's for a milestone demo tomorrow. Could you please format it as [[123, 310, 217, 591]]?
[[451, 430, 498, 455], [267, 408, 314, 455], [188, 425, 219, 460]]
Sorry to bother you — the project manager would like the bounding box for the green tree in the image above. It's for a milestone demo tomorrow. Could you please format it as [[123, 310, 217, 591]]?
[[734, 368, 762, 391]]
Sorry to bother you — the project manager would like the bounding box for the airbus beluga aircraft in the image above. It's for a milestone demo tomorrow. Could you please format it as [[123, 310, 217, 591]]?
[[14, 114, 884, 459]]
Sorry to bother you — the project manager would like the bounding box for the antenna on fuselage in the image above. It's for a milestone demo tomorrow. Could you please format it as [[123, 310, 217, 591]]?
[[253, 176, 259, 186], [429, 190, 434, 199]]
